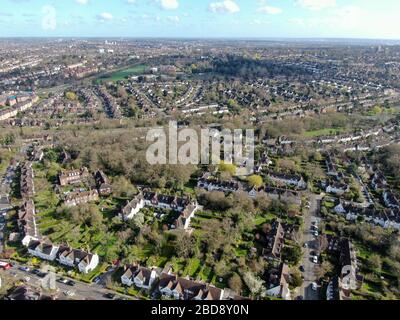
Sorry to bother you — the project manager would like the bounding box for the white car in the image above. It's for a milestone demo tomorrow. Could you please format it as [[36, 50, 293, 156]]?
[[64, 290, 75, 297], [311, 282, 318, 291], [313, 256, 318, 264], [314, 231, 319, 237]]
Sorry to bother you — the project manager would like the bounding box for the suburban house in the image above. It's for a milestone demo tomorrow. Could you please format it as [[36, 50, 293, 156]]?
[[265, 263, 291, 300], [267, 172, 307, 189], [119, 195, 145, 220], [58, 167, 89, 186], [27, 240, 59, 261], [260, 220, 285, 261], [64, 189, 99, 206], [339, 239, 361, 297], [0, 97, 38, 121], [120, 190, 199, 230], [334, 201, 400, 230], [18, 200, 39, 246], [158, 273, 224, 300], [143, 191, 191, 212], [77, 253, 100, 274], [371, 171, 387, 191], [325, 154, 339, 177], [20, 162, 35, 199], [197, 178, 242, 193], [94, 170, 112, 196], [383, 191, 399, 209], [174, 203, 198, 230], [121, 265, 159, 290], [58, 247, 99, 274], [325, 182, 349, 196]]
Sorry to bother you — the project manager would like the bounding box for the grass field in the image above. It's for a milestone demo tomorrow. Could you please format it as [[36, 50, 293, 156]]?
[[303, 127, 347, 138], [96, 64, 147, 83]]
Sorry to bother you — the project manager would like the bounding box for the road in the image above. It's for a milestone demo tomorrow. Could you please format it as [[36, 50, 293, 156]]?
[[298, 194, 322, 300], [1, 261, 134, 300]]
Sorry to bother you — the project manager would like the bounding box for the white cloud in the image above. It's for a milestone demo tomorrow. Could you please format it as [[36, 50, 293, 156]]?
[[251, 19, 270, 25], [257, 5, 282, 15], [289, 6, 365, 31], [96, 12, 113, 21], [167, 15, 180, 23], [41, 5, 57, 30], [295, 0, 336, 11], [209, 0, 240, 14], [75, 0, 89, 5], [157, 0, 179, 10]]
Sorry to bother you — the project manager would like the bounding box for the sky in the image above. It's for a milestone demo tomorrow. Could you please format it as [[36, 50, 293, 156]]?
[[0, 0, 399, 39]]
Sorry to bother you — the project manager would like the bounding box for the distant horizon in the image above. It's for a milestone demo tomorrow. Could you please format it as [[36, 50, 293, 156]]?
[[0, 0, 399, 39], [0, 36, 399, 43]]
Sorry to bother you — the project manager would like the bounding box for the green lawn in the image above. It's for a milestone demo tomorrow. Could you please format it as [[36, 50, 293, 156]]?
[[304, 127, 347, 138], [96, 64, 148, 83]]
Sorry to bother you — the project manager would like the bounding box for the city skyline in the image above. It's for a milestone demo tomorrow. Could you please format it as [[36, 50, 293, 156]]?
[[0, 0, 399, 39]]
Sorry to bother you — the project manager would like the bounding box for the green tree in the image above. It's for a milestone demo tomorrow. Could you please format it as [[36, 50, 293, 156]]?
[[248, 175, 263, 188], [219, 162, 237, 176]]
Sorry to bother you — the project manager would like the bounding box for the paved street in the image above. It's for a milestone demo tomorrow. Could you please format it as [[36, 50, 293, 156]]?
[[1, 261, 134, 300], [298, 194, 322, 300]]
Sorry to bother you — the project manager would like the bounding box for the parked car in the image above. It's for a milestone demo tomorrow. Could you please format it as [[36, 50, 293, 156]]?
[[19, 266, 30, 272], [312, 282, 318, 291], [57, 277, 69, 284], [93, 276, 101, 284], [104, 293, 115, 299], [64, 290, 75, 297], [66, 280, 76, 287], [299, 265, 305, 272], [0, 261, 12, 270], [313, 256, 319, 264]]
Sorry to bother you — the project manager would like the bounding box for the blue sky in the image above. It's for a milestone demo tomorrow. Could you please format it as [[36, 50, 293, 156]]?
[[0, 0, 399, 39]]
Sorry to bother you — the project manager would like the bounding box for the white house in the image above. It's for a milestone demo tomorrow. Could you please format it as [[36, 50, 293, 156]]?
[[383, 191, 399, 209], [121, 266, 158, 290], [78, 253, 99, 274], [268, 172, 307, 189], [119, 196, 145, 220], [326, 183, 349, 196], [265, 263, 291, 300], [58, 247, 99, 273], [28, 240, 59, 261]]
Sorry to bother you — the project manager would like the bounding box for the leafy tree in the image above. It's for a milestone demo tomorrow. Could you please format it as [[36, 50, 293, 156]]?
[[247, 175, 263, 188], [242, 271, 265, 296], [367, 254, 382, 274], [65, 91, 77, 100], [315, 261, 333, 280], [219, 162, 237, 176], [282, 245, 302, 265], [228, 273, 243, 294], [175, 232, 195, 258], [290, 270, 303, 288]]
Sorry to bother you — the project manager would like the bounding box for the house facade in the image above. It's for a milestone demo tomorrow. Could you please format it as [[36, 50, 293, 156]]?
[[27, 240, 59, 261], [59, 167, 89, 186]]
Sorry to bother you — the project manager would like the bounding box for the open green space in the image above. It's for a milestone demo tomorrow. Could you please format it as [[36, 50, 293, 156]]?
[[95, 64, 148, 83]]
